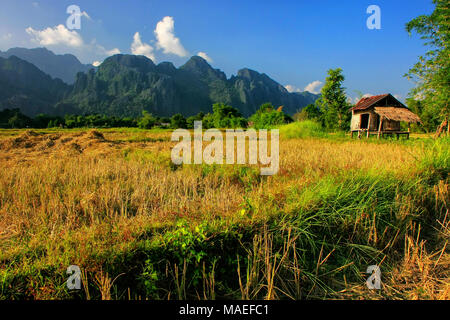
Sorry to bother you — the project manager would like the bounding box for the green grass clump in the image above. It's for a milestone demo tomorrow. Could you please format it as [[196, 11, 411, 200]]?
[[416, 137, 449, 182], [279, 120, 327, 139]]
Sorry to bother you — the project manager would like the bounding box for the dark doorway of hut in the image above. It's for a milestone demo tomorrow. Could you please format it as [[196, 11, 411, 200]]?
[[360, 114, 369, 129]]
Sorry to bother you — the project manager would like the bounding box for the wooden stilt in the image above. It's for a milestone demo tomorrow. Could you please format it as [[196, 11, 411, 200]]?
[[377, 116, 384, 139]]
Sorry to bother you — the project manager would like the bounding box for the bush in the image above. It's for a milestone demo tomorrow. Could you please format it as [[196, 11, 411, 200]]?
[[249, 103, 292, 129], [279, 120, 327, 139], [171, 113, 187, 129], [212, 103, 247, 128], [137, 111, 157, 129]]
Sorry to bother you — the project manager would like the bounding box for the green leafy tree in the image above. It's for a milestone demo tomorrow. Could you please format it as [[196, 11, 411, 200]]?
[[6, 110, 31, 128], [202, 113, 215, 129], [316, 68, 350, 130], [249, 103, 291, 129], [296, 103, 323, 122], [186, 112, 205, 129], [211, 103, 247, 128], [405, 0, 449, 135], [138, 110, 157, 129], [407, 97, 440, 132], [170, 113, 187, 129]]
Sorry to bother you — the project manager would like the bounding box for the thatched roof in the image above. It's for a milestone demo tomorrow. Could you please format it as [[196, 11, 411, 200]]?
[[374, 107, 421, 123]]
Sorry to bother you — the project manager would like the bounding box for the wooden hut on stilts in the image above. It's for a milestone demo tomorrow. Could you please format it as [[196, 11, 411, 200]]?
[[350, 94, 421, 139]]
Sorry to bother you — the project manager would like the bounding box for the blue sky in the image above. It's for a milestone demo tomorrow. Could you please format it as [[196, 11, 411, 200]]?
[[0, 0, 435, 102]]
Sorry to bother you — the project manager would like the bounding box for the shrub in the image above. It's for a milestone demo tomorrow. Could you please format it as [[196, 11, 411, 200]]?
[[249, 103, 292, 129], [279, 120, 327, 139], [137, 111, 157, 129]]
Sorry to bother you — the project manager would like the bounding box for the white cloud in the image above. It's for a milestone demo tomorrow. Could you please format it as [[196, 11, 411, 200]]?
[[81, 11, 91, 20], [26, 24, 83, 47], [25, 25, 120, 63], [105, 47, 120, 55], [154, 16, 188, 57], [197, 52, 212, 63], [92, 61, 102, 67], [285, 85, 301, 93], [131, 32, 155, 61], [91, 40, 120, 56], [304, 80, 323, 94]]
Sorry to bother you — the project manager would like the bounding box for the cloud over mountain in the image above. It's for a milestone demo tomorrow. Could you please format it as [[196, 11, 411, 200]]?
[[26, 24, 83, 47], [197, 52, 212, 63], [304, 80, 323, 94], [154, 16, 188, 57], [131, 32, 155, 61]]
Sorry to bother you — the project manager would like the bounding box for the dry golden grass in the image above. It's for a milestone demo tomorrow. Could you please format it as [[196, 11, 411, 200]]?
[[0, 128, 447, 299]]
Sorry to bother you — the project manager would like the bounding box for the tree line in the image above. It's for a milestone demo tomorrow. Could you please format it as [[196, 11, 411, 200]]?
[[0, 102, 293, 130]]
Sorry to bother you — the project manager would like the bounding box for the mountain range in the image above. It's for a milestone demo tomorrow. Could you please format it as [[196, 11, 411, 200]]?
[[0, 47, 94, 85], [0, 47, 318, 117]]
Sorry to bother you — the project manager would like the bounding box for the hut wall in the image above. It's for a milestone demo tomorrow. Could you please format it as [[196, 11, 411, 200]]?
[[382, 119, 401, 131], [350, 112, 361, 131], [368, 112, 379, 131], [351, 109, 378, 131]]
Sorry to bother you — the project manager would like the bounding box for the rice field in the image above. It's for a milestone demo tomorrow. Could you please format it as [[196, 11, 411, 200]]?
[[0, 126, 448, 300]]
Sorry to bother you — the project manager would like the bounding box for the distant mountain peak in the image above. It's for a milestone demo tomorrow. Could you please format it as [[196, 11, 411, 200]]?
[[237, 68, 259, 79], [156, 61, 177, 75], [98, 54, 156, 78], [104, 54, 155, 66], [0, 47, 93, 84], [181, 55, 226, 81], [181, 56, 213, 71]]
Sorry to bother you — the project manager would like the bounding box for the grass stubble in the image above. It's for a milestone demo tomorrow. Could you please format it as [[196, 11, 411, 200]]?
[[0, 126, 448, 300]]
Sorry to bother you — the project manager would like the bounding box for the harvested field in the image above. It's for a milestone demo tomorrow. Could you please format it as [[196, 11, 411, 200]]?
[[0, 128, 448, 300]]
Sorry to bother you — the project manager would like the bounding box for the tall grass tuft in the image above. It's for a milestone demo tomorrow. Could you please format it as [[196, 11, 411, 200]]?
[[279, 120, 327, 139], [417, 137, 449, 182]]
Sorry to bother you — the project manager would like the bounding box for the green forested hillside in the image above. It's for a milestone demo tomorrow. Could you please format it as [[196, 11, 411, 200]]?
[[0, 53, 318, 118], [61, 54, 318, 117], [0, 56, 70, 116]]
